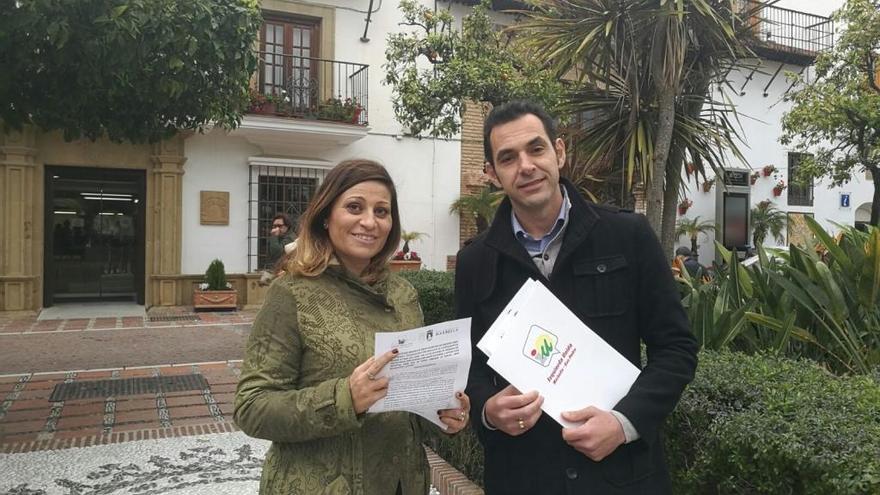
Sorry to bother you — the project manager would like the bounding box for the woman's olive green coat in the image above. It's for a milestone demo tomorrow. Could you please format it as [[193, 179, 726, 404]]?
[[234, 266, 429, 494]]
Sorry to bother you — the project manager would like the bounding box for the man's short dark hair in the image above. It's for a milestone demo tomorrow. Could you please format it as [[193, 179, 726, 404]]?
[[273, 212, 292, 229], [483, 100, 558, 165], [675, 246, 692, 257]]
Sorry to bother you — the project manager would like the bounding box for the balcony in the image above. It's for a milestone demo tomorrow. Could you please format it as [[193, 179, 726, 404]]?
[[737, 1, 833, 65], [235, 53, 370, 154]]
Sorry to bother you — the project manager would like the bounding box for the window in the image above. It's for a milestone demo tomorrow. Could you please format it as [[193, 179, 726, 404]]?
[[248, 164, 326, 271], [787, 152, 813, 206], [261, 15, 321, 113]]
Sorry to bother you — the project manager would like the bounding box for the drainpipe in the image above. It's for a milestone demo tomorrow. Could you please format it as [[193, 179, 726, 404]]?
[[360, 0, 375, 42]]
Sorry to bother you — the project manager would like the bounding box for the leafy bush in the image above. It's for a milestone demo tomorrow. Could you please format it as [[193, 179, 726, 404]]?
[[205, 259, 228, 291], [397, 270, 454, 325], [678, 220, 880, 374], [667, 350, 880, 494]]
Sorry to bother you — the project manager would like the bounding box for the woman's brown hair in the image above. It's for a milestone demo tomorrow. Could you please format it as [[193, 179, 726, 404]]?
[[286, 159, 401, 281]]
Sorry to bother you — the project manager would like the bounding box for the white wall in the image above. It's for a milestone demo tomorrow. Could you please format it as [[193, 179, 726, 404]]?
[[681, 53, 875, 262], [181, 131, 461, 274], [180, 1, 465, 274]]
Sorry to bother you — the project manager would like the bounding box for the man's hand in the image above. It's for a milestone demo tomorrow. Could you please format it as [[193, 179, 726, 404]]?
[[561, 406, 625, 461], [484, 385, 543, 436]]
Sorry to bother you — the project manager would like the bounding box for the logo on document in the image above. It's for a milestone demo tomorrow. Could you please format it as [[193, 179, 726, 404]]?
[[522, 325, 560, 367]]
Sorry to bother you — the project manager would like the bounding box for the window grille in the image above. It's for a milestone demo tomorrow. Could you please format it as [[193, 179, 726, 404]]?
[[248, 165, 326, 271], [787, 152, 814, 207]]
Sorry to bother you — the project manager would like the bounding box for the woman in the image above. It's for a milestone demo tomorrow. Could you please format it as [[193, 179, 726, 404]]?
[[235, 159, 470, 494]]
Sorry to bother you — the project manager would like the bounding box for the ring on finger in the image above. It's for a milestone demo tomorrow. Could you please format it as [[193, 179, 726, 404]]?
[[517, 417, 525, 430], [458, 411, 466, 421], [367, 373, 376, 380]]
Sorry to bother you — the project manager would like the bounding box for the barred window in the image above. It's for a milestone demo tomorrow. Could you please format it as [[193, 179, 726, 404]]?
[[248, 164, 327, 271], [787, 152, 814, 207]]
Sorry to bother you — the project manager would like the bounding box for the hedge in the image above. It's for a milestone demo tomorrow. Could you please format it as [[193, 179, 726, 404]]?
[[402, 271, 880, 494]]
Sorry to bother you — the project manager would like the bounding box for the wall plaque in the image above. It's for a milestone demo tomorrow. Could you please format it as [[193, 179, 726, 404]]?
[[200, 191, 229, 225]]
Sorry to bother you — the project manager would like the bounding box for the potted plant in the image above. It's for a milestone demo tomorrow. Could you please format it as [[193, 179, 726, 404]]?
[[702, 178, 716, 193], [315, 97, 365, 124], [193, 259, 238, 310], [390, 231, 427, 272], [772, 179, 786, 197], [677, 198, 693, 215], [762, 164, 777, 177], [750, 171, 761, 185]]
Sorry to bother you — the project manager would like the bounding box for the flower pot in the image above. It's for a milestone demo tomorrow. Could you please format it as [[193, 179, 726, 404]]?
[[678, 206, 689, 215], [763, 167, 774, 177], [254, 103, 277, 115], [702, 182, 714, 193], [389, 260, 421, 272], [750, 177, 758, 185], [193, 289, 238, 310], [772, 187, 783, 197]]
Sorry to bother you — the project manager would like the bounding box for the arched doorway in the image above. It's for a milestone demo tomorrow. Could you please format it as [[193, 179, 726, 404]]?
[[855, 202, 872, 232]]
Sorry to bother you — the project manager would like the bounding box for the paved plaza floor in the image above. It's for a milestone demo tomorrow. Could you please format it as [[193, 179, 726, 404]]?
[[0, 308, 478, 495]]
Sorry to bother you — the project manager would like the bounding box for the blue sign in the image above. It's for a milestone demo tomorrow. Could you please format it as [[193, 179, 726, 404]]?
[[840, 193, 851, 208]]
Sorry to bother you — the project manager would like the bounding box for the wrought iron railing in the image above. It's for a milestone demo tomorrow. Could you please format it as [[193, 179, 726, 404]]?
[[737, 1, 833, 57], [250, 52, 368, 125]]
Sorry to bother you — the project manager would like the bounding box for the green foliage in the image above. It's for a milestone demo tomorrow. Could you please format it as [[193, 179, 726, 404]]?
[[678, 220, 880, 374], [0, 0, 262, 143], [780, 0, 880, 225], [674, 216, 716, 253], [667, 350, 880, 495], [750, 199, 787, 247], [205, 259, 228, 291], [396, 270, 454, 326], [449, 186, 504, 235], [314, 97, 363, 123], [383, 0, 563, 138]]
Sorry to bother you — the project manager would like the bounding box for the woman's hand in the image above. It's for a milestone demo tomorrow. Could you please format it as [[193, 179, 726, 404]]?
[[437, 391, 471, 434], [349, 349, 398, 414]]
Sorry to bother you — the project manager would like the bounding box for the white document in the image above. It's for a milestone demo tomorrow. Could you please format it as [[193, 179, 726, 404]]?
[[477, 279, 537, 358], [368, 318, 472, 430], [486, 282, 640, 428]]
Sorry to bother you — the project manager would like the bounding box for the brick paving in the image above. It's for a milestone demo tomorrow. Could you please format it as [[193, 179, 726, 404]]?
[[0, 361, 243, 453], [0, 309, 255, 453]]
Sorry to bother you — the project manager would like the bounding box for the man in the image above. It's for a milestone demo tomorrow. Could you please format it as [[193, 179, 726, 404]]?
[[260, 213, 295, 286], [675, 246, 706, 280], [455, 101, 698, 494]]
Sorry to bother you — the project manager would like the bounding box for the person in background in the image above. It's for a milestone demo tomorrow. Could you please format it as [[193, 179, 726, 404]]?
[[456, 101, 698, 495], [675, 246, 706, 280], [235, 159, 470, 494], [259, 213, 295, 286]]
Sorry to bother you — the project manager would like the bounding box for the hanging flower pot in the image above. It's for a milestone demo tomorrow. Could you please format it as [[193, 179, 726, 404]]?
[[750, 171, 760, 185], [677, 198, 693, 215], [762, 164, 777, 177], [686, 162, 696, 175], [772, 179, 786, 197], [702, 179, 715, 193]]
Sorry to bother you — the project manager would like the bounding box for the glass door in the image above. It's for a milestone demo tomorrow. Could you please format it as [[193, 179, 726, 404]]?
[[44, 167, 145, 305]]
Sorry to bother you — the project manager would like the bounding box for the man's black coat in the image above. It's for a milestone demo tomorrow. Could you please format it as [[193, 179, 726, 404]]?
[[455, 179, 698, 495]]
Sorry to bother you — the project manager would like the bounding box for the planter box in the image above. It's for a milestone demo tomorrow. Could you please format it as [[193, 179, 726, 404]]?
[[389, 260, 422, 272], [193, 289, 238, 310]]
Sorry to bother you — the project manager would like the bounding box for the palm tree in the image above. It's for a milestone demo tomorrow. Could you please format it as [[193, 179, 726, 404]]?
[[675, 216, 716, 254], [751, 200, 787, 247], [400, 230, 428, 254], [515, 0, 751, 255], [449, 186, 504, 234]]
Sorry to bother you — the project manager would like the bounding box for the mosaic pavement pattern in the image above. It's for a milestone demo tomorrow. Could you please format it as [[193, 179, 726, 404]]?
[[0, 431, 269, 495]]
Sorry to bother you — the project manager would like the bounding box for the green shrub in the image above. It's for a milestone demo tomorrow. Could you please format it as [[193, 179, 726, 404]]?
[[667, 350, 880, 494], [397, 270, 455, 325], [205, 258, 228, 291]]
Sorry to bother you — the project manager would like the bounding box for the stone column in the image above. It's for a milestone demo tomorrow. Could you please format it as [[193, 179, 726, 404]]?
[[0, 126, 39, 312], [149, 135, 186, 306]]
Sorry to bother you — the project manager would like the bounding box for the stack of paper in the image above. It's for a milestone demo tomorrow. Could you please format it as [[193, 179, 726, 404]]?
[[478, 280, 640, 427]]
